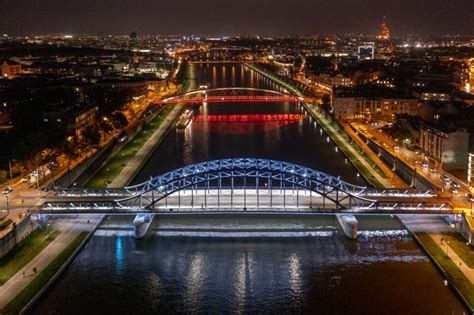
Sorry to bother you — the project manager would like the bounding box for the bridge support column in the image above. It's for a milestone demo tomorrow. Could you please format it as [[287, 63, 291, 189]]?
[[244, 177, 247, 209], [256, 177, 259, 208], [336, 214, 358, 240], [231, 177, 234, 208], [269, 179, 273, 208], [133, 214, 154, 239], [296, 187, 299, 208]]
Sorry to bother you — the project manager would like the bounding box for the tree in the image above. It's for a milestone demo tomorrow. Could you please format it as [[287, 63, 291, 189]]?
[[112, 112, 129, 129], [0, 169, 7, 184], [321, 94, 331, 113], [83, 127, 101, 146]]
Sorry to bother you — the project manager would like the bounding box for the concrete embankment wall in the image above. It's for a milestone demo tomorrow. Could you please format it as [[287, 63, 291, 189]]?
[[355, 130, 434, 189], [58, 106, 165, 188], [460, 214, 474, 245], [53, 136, 120, 188], [0, 216, 38, 259], [122, 105, 185, 187]]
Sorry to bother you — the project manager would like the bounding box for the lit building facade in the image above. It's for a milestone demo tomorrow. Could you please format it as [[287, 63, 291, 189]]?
[[332, 88, 418, 120], [419, 124, 469, 170], [1, 60, 21, 78]]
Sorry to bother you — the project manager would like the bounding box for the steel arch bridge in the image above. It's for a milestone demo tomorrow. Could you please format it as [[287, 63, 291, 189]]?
[[156, 87, 315, 105], [116, 158, 374, 210]]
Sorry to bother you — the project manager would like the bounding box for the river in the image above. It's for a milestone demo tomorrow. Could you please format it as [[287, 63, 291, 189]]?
[[31, 64, 466, 314]]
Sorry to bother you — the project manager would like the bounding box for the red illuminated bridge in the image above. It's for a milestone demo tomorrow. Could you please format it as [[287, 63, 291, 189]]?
[[155, 87, 315, 105], [193, 114, 304, 122]]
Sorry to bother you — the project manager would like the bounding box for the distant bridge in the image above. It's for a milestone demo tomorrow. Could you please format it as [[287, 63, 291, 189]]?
[[155, 87, 315, 105], [193, 114, 304, 122], [37, 158, 453, 215]]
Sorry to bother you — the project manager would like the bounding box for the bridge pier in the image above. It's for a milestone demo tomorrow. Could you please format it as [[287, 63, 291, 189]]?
[[133, 214, 154, 239], [336, 214, 358, 239]]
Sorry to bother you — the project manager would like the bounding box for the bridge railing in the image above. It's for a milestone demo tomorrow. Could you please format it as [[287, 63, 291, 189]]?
[[39, 198, 452, 214], [54, 187, 436, 199], [362, 189, 436, 198], [56, 188, 131, 197]]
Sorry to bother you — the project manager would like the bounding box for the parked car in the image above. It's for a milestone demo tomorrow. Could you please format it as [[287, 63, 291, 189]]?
[[2, 186, 13, 194]]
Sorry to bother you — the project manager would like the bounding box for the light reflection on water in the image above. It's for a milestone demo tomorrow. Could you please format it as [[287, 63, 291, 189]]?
[[32, 226, 466, 314], [115, 237, 124, 276], [132, 64, 365, 186], [30, 62, 468, 314]]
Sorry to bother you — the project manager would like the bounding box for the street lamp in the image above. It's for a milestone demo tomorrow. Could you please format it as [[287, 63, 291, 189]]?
[[4, 195, 9, 217], [8, 159, 15, 180], [392, 151, 398, 171]]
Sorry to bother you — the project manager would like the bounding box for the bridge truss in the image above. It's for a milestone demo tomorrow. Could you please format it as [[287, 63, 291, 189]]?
[[41, 158, 451, 214]]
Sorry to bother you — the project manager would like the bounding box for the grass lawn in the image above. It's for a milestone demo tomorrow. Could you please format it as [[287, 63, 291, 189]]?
[[304, 105, 385, 188], [417, 232, 474, 309], [86, 65, 193, 189], [0, 229, 59, 286], [442, 233, 474, 268], [0, 232, 88, 315], [86, 106, 172, 188]]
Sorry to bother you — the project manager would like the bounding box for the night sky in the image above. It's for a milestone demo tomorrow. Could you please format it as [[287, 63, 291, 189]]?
[[1, 0, 473, 36]]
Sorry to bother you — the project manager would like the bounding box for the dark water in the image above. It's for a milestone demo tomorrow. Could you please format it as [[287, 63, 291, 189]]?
[[133, 63, 363, 185], [31, 64, 466, 314], [31, 215, 465, 314]]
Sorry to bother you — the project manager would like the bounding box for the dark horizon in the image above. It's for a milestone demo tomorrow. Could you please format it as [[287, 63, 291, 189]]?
[[1, 0, 473, 37]]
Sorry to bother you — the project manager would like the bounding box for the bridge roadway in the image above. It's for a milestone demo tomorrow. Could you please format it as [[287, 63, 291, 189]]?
[[157, 95, 315, 105], [156, 87, 315, 105], [34, 158, 459, 215], [37, 187, 454, 215]]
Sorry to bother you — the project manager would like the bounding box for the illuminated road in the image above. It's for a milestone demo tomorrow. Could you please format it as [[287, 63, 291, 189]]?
[[354, 122, 466, 191]]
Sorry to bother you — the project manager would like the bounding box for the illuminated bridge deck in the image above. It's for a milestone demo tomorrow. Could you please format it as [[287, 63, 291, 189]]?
[[36, 158, 454, 215]]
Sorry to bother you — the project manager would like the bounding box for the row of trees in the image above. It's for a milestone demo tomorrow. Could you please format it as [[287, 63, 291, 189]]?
[[0, 83, 134, 175]]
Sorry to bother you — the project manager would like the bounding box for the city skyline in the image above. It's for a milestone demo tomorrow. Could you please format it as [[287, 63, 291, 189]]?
[[1, 0, 473, 37], [0, 2, 473, 313]]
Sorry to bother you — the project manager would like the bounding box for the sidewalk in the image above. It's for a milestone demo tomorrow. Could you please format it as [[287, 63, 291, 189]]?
[[400, 215, 474, 285], [246, 64, 394, 188], [306, 105, 390, 187], [109, 103, 186, 188], [430, 233, 474, 284], [109, 67, 195, 188], [0, 216, 102, 309]]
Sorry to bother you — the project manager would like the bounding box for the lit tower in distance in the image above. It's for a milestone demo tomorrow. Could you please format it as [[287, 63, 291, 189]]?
[[377, 17, 390, 40]]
